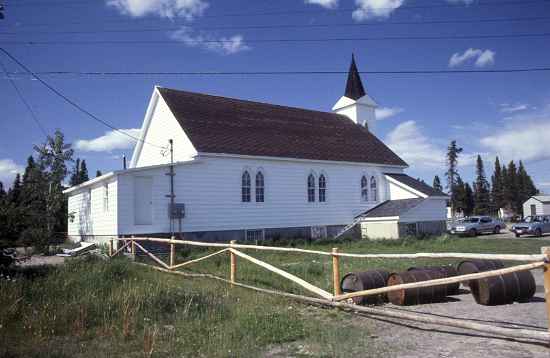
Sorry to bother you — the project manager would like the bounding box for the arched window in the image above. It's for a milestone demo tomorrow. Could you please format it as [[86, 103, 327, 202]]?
[[370, 176, 378, 202], [319, 174, 326, 202], [255, 171, 264, 202], [241, 171, 251, 202], [307, 174, 316, 202], [361, 175, 368, 202]]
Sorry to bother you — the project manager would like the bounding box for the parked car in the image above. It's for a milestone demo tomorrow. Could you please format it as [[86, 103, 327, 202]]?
[[449, 216, 506, 237], [511, 215, 550, 237]]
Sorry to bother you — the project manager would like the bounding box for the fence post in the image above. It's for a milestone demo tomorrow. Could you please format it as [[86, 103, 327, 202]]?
[[542, 247, 550, 332], [230, 240, 237, 287], [170, 236, 176, 269], [131, 236, 135, 256], [332, 247, 341, 296], [108, 238, 113, 257]]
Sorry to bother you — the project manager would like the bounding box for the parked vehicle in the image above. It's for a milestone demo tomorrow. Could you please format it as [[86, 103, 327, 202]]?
[[511, 215, 550, 237], [449, 216, 505, 237]]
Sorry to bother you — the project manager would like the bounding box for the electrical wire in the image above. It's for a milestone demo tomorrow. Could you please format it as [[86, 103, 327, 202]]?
[[0, 58, 49, 136], [0, 47, 164, 149]]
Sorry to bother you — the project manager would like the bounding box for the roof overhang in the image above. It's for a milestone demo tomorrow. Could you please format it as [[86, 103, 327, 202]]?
[[63, 158, 201, 195], [197, 152, 408, 168], [359, 216, 400, 222]]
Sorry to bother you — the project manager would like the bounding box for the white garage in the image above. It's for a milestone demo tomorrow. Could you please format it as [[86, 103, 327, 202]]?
[[523, 196, 550, 217]]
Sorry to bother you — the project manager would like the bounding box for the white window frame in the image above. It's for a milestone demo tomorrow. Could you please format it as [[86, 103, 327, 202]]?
[[103, 183, 109, 212], [361, 175, 369, 202], [318, 174, 327, 203], [241, 170, 251, 203], [307, 173, 316, 203], [370, 176, 378, 202], [255, 171, 265, 203]]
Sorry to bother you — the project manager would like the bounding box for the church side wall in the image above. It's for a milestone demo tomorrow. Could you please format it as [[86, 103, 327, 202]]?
[[117, 156, 404, 239]]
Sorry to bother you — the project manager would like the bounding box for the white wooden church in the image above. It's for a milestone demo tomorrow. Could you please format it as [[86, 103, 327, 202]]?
[[64, 56, 447, 241]]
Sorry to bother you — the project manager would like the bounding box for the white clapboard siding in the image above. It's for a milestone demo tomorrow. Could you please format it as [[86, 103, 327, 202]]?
[[117, 156, 404, 234], [132, 90, 197, 168], [67, 177, 118, 240], [386, 179, 421, 200], [400, 198, 447, 223]]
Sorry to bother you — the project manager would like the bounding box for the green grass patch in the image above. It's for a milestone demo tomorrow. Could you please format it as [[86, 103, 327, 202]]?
[[1, 235, 545, 357]]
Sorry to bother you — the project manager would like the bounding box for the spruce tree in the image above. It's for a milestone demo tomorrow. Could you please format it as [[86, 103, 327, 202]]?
[[433, 175, 443, 192], [445, 140, 463, 216], [473, 155, 491, 215], [7, 173, 22, 205], [517, 161, 539, 215], [69, 158, 81, 186], [79, 160, 89, 183], [453, 177, 467, 215], [464, 182, 475, 216], [491, 156, 505, 212], [0, 181, 5, 202], [504, 161, 520, 214]]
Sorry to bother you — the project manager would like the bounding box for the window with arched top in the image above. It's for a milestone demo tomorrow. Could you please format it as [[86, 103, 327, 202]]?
[[370, 176, 378, 202], [319, 174, 326, 202], [361, 175, 368, 202], [255, 171, 264, 202], [307, 174, 316, 202], [241, 171, 251, 202]]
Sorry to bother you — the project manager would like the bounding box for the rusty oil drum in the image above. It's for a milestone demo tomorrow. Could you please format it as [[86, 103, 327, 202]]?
[[387, 270, 448, 306], [457, 259, 505, 287], [340, 270, 390, 305], [407, 265, 460, 295], [470, 270, 536, 305]]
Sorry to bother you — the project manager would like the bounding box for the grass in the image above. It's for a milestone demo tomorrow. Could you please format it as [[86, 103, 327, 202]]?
[[0, 235, 546, 357]]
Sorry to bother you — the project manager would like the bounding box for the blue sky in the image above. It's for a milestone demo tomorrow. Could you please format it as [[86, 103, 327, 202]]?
[[1, 0, 549, 192]]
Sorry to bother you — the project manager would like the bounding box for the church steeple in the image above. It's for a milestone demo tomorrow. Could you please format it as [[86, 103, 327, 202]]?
[[332, 54, 378, 133], [344, 54, 366, 100]]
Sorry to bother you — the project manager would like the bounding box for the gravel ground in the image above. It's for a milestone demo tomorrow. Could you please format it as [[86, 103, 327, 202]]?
[[345, 269, 550, 358]]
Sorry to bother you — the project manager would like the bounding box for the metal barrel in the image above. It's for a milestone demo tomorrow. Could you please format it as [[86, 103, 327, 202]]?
[[456, 259, 505, 287], [387, 270, 448, 306], [340, 270, 390, 305], [470, 270, 536, 306], [407, 265, 460, 295]]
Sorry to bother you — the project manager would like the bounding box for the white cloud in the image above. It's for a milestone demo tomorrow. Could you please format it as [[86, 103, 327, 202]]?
[[449, 48, 495, 68], [0, 159, 24, 186], [106, 0, 208, 19], [170, 27, 250, 55], [352, 0, 404, 21], [305, 0, 338, 8], [499, 103, 528, 113], [480, 120, 550, 163], [385, 120, 447, 168], [75, 129, 141, 152], [375, 107, 403, 120]]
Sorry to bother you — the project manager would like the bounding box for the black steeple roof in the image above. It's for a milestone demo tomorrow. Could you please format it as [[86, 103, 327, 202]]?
[[344, 54, 366, 100]]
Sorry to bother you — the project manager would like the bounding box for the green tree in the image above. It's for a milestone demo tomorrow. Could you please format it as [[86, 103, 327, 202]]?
[[69, 158, 81, 186], [79, 160, 89, 183], [432, 175, 443, 192], [491, 156, 505, 211], [453, 177, 467, 215], [0, 181, 5, 202], [517, 161, 538, 215], [7, 173, 22, 205], [464, 182, 475, 216], [96, 170, 102, 178], [33, 130, 74, 250], [503, 161, 520, 214], [473, 155, 491, 215], [445, 140, 463, 215]]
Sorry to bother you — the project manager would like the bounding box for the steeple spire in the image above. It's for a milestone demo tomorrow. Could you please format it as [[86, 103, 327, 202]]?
[[344, 54, 366, 100]]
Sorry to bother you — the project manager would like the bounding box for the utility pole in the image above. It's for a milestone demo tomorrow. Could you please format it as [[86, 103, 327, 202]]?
[[165, 139, 175, 237]]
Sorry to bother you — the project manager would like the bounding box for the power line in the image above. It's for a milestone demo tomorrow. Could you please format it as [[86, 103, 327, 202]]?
[[2, 32, 550, 44], [4, 67, 550, 77], [6, 15, 550, 30], [5, 0, 550, 11], [0, 47, 164, 149], [0, 58, 49, 136]]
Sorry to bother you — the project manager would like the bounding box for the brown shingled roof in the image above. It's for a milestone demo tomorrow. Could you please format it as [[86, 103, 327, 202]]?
[[157, 87, 407, 166]]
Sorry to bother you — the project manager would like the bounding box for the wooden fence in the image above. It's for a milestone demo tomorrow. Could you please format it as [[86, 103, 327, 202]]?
[[107, 237, 550, 344]]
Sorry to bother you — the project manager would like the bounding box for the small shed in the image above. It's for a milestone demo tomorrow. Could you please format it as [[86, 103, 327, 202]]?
[[357, 174, 448, 239], [523, 196, 550, 217]]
